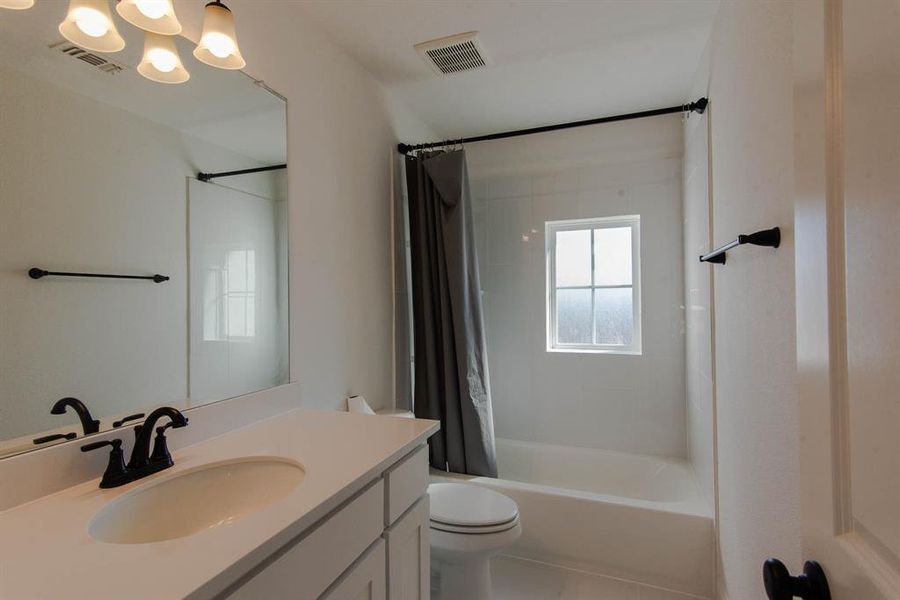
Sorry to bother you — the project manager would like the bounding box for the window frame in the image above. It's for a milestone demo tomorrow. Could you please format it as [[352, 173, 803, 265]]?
[[545, 215, 642, 355]]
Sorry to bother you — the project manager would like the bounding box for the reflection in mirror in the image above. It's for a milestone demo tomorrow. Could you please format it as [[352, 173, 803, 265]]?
[[0, 4, 288, 458]]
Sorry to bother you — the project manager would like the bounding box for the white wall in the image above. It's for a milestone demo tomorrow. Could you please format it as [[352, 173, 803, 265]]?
[[465, 115, 687, 458], [703, 2, 801, 598], [683, 42, 717, 512]]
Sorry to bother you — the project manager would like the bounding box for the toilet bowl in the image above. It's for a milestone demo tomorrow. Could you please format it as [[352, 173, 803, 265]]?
[[428, 482, 522, 600]]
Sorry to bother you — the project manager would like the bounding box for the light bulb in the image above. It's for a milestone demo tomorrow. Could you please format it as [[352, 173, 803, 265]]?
[[115, 0, 181, 35], [138, 31, 189, 83], [73, 6, 110, 37], [59, 0, 125, 53], [135, 0, 167, 19], [0, 0, 35, 9], [203, 32, 235, 58], [193, 1, 245, 69], [147, 47, 177, 72]]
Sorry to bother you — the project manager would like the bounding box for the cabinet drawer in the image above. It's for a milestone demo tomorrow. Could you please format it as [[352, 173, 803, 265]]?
[[383, 445, 428, 526], [321, 539, 386, 600], [228, 479, 384, 600]]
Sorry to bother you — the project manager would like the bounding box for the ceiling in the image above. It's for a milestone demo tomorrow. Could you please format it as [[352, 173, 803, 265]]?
[[296, 0, 720, 140]]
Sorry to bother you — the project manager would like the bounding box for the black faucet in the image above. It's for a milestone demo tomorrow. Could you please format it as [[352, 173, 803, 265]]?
[[82, 406, 189, 488], [126, 406, 189, 477], [51, 397, 100, 435]]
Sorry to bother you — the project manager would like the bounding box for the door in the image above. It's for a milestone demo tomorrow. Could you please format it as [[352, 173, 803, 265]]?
[[793, 0, 900, 597]]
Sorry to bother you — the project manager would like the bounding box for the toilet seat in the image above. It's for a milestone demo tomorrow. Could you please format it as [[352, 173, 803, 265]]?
[[430, 517, 519, 535], [428, 482, 519, 535]]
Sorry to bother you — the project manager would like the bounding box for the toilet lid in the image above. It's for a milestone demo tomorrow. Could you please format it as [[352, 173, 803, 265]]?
[[428, 482, 519, 528]]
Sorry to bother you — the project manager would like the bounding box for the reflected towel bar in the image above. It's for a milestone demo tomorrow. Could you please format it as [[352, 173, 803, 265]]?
[[699, 227, 781, 265], [197, 163, 286, 182], [29, 268, 169, 283], [33, 432, 77, 445]]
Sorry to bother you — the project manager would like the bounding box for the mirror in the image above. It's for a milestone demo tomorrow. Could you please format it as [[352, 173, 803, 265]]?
[[0, 5, 288, 458]]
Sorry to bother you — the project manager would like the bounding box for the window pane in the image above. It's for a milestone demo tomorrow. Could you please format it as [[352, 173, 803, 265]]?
[[594, 288, 633, 346], [557, 288, 592, 344], [226, 296, 248, 337], [555, 229, 592, 287], [226, 250, 248, 291], [593, 227, 632, 286]]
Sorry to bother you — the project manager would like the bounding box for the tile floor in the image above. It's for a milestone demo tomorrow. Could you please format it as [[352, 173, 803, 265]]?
[[433, 555, 709, 600]]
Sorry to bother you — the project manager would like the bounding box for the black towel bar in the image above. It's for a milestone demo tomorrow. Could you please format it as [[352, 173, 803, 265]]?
[[699, 227, 781, 265], [29, 268, 169, 283]]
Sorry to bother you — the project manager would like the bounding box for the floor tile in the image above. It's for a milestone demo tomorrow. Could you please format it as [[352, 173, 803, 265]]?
[[636, 584, 709, 600], [432, 555, 709, 600], [490, 555, 638, 600]]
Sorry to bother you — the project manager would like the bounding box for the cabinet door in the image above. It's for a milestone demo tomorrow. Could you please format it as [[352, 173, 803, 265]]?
[[321, 540, 386, 600], [384, 496, 429, 600], [228, 480, 384, 600]]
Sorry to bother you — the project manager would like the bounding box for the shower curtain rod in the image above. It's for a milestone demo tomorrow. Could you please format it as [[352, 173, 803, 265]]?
[[397, 97, 708, 155]]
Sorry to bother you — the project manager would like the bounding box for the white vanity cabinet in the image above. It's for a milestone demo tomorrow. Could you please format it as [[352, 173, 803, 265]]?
[[224, 445, 430, 600], [384, 497, 430, 600]]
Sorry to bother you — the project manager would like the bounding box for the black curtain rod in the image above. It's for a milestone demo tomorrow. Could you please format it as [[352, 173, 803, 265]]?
[[197, 163, 287, 182], [397, 97, 708, 155]]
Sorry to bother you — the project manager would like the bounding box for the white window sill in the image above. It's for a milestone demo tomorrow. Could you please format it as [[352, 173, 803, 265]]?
[[546, 347, 642, 356]]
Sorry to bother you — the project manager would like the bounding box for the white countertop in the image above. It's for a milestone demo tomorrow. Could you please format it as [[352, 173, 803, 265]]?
[[0, 408, 438, 599]]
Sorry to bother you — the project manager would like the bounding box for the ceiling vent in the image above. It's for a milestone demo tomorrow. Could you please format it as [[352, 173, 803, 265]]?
[[49, 40, 127, 75], [415, 32, 491, 76]]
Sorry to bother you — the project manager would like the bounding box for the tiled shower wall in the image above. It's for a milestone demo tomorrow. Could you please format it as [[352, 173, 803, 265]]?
[[466, 115, 687, 458]]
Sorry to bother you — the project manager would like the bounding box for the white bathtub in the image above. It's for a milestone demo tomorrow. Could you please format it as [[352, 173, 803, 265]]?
[[431, 438, 714, 598]]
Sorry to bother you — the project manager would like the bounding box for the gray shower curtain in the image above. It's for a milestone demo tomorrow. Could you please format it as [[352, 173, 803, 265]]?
[[405, 149, 497, 477]]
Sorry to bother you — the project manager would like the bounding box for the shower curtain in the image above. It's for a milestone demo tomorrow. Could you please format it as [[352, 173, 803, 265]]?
[[405, 149, 497, 477]]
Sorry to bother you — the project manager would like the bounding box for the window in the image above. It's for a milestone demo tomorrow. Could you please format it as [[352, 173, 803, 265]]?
[[202, 248, 257, 341], [546, 216, 641, 354]]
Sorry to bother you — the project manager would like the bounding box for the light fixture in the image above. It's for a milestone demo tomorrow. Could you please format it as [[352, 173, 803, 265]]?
[[115, 0, 182, 35], [0, 0, 34, 9], [193, 1, 245, 70], [138, 32, 189, 84], [59, 0, 124, 53]]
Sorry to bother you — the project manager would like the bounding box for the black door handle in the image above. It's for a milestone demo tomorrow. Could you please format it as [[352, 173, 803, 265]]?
[[763, 559, 831, 600]]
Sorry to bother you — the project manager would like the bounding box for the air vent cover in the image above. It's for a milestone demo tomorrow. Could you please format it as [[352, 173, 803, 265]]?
[[49, 40, 127, 75], [415, 32, 491, 76]]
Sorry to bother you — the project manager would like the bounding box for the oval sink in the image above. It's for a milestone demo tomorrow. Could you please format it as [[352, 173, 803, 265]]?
[[89, 457, 305, 544]]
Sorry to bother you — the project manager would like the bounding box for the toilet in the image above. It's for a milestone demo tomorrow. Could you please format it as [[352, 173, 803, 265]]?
[[428, 482, 522, 600]]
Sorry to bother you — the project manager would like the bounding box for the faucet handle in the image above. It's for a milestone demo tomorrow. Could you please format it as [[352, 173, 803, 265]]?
[[81, 439, 131, 488], [80, 439, 121, 452], [150, 423, 175, 469], [112, 413, 145, 428], [33, 432, 77, 445]]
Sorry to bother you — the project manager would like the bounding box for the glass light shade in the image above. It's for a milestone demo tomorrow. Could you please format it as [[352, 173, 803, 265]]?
[[138, 32, 189, 84], [0, 0, 35, 9], [59, 0, 124, 53], [193, 1, 245, 70], [116, 0, 182, 35]]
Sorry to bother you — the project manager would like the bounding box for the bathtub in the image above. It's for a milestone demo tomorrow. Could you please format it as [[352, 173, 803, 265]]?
[[431, 438, 714, 598]]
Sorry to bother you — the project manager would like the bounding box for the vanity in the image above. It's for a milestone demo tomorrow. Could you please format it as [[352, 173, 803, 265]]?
[[0, 408, 438, 599]]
